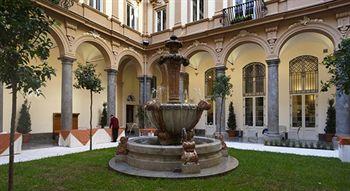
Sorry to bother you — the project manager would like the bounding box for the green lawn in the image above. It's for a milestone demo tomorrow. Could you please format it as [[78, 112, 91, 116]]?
[[1, 148, 350, 191]]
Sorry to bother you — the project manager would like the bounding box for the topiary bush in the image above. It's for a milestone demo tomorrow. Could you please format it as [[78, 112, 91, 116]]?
[[100, 102, 108, 128], [324, 99, 336, 134], [227, 101, 237, 131], [17, 99, 32, 134]]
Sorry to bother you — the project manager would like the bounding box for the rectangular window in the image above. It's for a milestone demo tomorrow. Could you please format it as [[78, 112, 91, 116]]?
[[89, 0, 103, 12], [127, 3, 136, 29], [245, 98, 253, 126], [192, 0, 204, 22], [292, 95, 302, 127], [255, 97, 264, 126], [305, 95, 316, 128], [156, 8, 166, 32]]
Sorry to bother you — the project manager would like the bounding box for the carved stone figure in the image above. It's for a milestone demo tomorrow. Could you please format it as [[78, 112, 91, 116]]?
[[116, 136, 128, 155], [181, 128, 199, 165]]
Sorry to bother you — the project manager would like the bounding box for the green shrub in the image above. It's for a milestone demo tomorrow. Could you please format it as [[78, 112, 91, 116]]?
[[227, 102, 237, 131], [100, 103, 108, 128], [324, 99, 336, 134], [17, 99, 32, 134]]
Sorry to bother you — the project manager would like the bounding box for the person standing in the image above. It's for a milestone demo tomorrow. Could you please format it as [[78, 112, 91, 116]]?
[[109, 115, 119, 142]]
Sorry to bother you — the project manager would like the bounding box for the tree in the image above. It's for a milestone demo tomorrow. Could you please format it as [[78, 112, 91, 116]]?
[[0, 1, 56, 190], [74, 63, 103, 151], [100, 102, 107, 128], [212, 75, 233, 134], [17, 99, 32, 134], [227, 101, 237, 131], [322, 38, 350, 94], [324, 99, 336, 134]]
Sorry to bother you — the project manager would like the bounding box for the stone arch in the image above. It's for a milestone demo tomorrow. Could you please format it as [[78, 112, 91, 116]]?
[[147, 54, 162, 75], [49, 25, 70, 57], [116, 49, 144, 75], [71, 34, 114, 68], [274, 22, 342, 57], [221, 34, 270, 65], [183, 44, 217, 63]]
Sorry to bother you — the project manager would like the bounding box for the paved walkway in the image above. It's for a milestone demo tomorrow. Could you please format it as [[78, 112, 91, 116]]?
[[0, 141, 338, 165]]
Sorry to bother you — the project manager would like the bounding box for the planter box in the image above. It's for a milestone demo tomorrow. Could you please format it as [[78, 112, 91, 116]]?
[[58, 128, 125, 147], [319, 133, 335, 142], [339, 136, 350, 162], [0, 133, 22, 156]]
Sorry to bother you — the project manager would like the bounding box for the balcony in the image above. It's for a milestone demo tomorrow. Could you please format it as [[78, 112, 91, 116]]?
[[222, 0, 266, 27]]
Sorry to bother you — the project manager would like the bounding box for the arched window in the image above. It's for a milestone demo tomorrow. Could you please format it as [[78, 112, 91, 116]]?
[[290, 55, 318, 94], [205, 68, 215, 125], [243, 63, 265, 127], [290, 55, 318, 128]]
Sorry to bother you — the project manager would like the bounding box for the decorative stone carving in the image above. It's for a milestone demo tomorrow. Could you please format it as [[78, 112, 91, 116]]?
[[83, 30, 107, 44], [336, 12, 350, 38], [150, 0, 168, 7], [266, 27, 278, 52], [288, 17, 324, 29], [116, 136, 128, 159], [111, 41, 120, 60], [215, 134, 228, 157], [65, 21, 77, 46], [214, 38, 224, 53], [186, 40, 207, 50], [181, 128, 200, 174], [228, 30, 258, 44]]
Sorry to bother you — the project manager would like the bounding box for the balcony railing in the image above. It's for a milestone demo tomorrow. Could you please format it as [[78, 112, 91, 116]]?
[[222, 0, 266, 27]]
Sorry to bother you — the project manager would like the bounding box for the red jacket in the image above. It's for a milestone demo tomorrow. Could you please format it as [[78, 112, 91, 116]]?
[[109, 117, 119, 129]]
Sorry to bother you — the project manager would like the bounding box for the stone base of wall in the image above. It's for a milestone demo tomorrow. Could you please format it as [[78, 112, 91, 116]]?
[[0, 133, 22, 156]]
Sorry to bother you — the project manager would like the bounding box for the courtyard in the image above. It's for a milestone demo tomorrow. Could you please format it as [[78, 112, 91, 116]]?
[[2, 0, 350, 190], [1, 148, 350, 191]]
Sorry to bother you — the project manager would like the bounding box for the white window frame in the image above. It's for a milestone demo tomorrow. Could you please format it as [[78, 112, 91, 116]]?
[[191, 0, 204, 22], [126, 2, 138, 30], [155, 8, 166, 32], [243, 96, 266, 128], [88, 0, 103, 12], [233, 0, 256, 19]]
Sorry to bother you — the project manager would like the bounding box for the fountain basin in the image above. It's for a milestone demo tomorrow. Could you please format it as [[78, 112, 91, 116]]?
[[126, 136, 222, 171], [109, 136, 239, 178], [146, 101, 211, 145]]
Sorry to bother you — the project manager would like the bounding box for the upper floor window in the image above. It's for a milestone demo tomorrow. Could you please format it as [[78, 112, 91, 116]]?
[[192, 0, 204, 22], [289, 55, 318, 94], [156, 8, 166, 32], [233, 0, 255, 18], [127, 3, 137, 29], [89, 0, 103, 12]]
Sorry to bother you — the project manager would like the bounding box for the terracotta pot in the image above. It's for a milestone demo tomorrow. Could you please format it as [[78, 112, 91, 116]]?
[[226, 130, 237, 137], [22, 134, 31, 144], [319, 133, 335, 142]]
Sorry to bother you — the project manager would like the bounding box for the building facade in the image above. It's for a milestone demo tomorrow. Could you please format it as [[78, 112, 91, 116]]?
[[1, 0, 350, 141]]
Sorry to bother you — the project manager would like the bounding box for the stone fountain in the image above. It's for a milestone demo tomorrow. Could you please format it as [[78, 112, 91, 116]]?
[[109, 35, 238, 178]]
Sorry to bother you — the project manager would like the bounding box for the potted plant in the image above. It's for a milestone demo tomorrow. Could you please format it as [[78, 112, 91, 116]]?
[[226, 102, 237, 137], [100, 102, 108, 128], [319, 99, 336, 142], [17, 99, 32, 143]]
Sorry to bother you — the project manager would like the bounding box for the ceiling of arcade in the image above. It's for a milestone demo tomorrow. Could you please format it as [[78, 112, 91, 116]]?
[[42, 0, 350, 76]]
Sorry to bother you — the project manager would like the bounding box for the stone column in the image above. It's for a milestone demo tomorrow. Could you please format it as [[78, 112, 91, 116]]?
[[60, 56, 75, 131], [336, 92, 350, 136], [215, 66, 226, 133], [266, 59, 280, 137], [0, 82, 3, 132], [145, 76, 152, 102], [138, 77, 144, 105], [106, 69, 117, 119]]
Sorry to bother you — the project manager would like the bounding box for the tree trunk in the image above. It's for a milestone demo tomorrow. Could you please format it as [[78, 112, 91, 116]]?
[[220, 96, 224, 134], [8, 82, 17, 191], [90, 90, 93, 151]]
